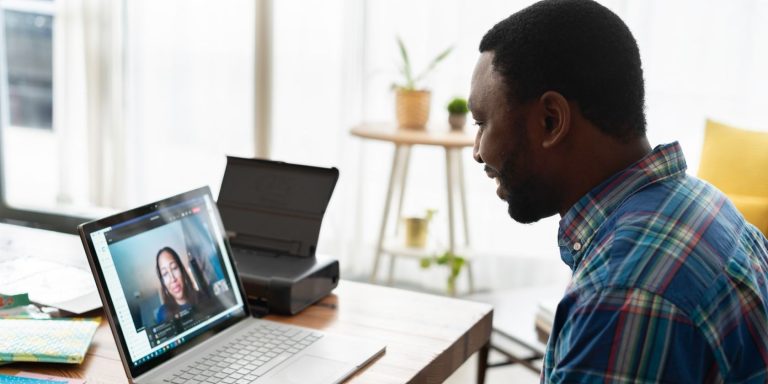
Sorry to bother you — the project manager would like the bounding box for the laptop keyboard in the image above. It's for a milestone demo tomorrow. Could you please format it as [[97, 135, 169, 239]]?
[[162, 323, 323, 384]]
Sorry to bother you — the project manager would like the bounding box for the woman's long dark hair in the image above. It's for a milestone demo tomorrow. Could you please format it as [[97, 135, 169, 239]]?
[[155, 246, 198, 316]]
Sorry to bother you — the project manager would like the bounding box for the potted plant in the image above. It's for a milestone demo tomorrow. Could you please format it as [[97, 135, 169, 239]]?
[[403, 209, 436, 248], [447, 97, 469, 131], [393, 36, 453, 130], [420, 250, 466, 296]]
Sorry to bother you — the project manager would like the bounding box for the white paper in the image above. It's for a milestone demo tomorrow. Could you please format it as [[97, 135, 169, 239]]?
[[0, 223, 101, 314]]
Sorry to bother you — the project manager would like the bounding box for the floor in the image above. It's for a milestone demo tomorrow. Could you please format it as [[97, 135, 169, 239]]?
[[445, 352, 540, 384]]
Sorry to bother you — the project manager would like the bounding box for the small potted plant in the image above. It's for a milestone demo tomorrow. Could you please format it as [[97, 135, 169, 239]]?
[[392, 36, 453, 130], [447, 97, 469, 131], [420, 250, 466, 296], [403, 209, 436, 248]]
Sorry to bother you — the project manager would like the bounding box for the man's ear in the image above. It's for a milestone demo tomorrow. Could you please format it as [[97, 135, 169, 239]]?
[[538, 91, 571, 149]]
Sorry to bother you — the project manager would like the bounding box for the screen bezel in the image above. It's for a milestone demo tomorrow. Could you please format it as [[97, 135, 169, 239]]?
[[78, 186, 252, 378]]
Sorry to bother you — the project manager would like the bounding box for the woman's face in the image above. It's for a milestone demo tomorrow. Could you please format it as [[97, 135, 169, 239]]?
[[158, 251, 187, 304]]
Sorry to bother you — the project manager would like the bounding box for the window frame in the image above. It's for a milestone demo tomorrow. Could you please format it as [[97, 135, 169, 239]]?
[[0, 0, 90, 233]]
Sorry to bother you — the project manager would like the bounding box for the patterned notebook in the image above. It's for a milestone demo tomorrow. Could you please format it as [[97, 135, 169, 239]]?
[[0, 374, 66, 383], [0, 318, 100, 364]]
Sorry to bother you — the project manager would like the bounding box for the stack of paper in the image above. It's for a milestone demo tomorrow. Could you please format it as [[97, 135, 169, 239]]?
[[535, 299, 558, 344], [0, 223, 101, 314]]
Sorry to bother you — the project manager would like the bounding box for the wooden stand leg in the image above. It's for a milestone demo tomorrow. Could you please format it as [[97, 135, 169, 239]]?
[[445, 150, 457, 255], [387, 254, 397, 286], [465, 260, 475, 295], [447, 148, 475, 294], [456, 150, 475, 293], [371, 145, 407, 283], [388, 146, 411, 285], [457, 151, 470, 247], [394, 147, 411, 237]]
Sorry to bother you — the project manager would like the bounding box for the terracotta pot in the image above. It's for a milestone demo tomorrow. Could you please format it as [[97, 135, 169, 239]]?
[[395, 89, 431, 130], [449, 113, 467, 131]]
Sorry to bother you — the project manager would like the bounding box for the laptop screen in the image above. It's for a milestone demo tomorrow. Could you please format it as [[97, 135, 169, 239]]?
[[81, 187, 248, 376]]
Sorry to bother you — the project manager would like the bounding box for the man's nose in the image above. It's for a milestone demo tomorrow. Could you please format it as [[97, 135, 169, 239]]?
[[473, 132, 484, 163]]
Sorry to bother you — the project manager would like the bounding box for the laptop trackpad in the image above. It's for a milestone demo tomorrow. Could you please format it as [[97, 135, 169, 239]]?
[[266, 355, 351, 384]]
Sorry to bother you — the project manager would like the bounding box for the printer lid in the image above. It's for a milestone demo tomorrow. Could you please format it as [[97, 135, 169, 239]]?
[[217, 157, 339, 258]]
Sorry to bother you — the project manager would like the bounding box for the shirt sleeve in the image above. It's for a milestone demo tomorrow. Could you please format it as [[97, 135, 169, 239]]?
[[155, 304, 167, 324], [546, 287, 720, 383]]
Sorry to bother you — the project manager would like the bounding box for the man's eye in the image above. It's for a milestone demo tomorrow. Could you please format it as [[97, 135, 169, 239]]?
[[474, 121, 486, 129]]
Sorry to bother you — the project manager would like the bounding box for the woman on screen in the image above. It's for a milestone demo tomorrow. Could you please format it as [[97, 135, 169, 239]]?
[[154, 246, 203, 323]]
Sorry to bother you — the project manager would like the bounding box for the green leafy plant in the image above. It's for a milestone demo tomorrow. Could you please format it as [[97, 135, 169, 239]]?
[[393, 36, 453, 91], [447, 97, 469, 115], [420, 250, 465, 296], [424, 208, 436, 223]]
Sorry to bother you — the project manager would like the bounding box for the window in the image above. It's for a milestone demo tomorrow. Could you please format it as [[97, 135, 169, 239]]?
[[0, 0, 75, 231], [0, 0, 259, 233], [3, 7, 53, 130]]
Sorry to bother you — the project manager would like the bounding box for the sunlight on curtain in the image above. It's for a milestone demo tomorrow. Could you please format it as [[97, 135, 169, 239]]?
[[123, 0, 256, 206], [617, 0, 768, 171], [271, 0, 768, 292]]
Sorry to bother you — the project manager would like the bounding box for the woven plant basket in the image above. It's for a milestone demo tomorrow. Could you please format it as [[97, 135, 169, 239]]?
[[395, 89, 431, 130]]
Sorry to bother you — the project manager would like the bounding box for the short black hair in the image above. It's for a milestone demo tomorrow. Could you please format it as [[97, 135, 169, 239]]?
[[479, 0, 646, 140]]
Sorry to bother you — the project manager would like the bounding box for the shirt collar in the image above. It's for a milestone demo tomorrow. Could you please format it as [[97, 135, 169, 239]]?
[[557, 142, 688, 270]]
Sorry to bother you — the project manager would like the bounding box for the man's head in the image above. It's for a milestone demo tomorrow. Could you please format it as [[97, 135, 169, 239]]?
[[470, 0, 648, 223]]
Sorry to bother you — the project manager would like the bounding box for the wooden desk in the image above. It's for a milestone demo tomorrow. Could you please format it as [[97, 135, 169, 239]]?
[[0, 281, 493, 383], [351, 123, 477, 292]]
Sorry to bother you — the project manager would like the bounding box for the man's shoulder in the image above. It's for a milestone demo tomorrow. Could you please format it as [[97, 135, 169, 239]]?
[[610, 173, 743, 257], [582, 174, 751, 311], [616, 172, 734, 222]]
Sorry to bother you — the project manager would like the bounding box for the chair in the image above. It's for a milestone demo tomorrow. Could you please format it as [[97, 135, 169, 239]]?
[[697, 119, 768, 236]]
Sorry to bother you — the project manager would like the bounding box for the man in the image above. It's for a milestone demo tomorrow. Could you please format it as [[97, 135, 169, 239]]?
[[469, 0, 768, 382]]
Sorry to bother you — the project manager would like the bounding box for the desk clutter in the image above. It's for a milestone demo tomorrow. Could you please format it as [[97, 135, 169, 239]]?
[[1, 295, 99, 365], [0, 372, 84, 383], [0, 223, 101, 314], [0, 317, 100, 364]]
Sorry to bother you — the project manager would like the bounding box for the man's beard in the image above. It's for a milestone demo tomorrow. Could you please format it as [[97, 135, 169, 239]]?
[[495, 120, 557, 224], [498, 164, 551, 224]]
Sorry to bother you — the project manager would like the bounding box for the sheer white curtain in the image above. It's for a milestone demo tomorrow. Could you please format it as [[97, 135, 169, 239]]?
[[271, 0, 768, 292], [614, 0, 768, 171], [82, 0, 126, 208], [7, 0, 257, 213], [122, 0, 256, 206], [53, 0, 89, 209], [15, 0, 125, 211]]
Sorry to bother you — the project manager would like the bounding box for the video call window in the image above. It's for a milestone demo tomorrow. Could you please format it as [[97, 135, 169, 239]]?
[[108, 200, 237, 348]]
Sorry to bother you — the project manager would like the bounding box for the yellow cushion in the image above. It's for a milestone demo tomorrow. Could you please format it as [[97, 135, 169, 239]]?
[[729, 194, 768, 236], [698, 119, 768, 236], [698, 119, 768, 197]]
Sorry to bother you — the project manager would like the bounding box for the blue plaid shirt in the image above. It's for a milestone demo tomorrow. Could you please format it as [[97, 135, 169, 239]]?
[[542, 142, 768, 383]]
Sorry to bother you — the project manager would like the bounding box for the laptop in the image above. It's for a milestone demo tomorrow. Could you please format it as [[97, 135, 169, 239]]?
[[78, 186, 385, 383]]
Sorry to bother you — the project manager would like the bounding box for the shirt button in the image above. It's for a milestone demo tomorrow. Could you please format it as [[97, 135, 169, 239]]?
[[573, 242, 582, 251]]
